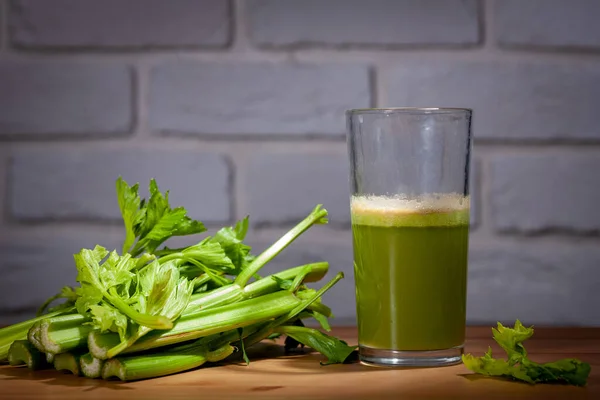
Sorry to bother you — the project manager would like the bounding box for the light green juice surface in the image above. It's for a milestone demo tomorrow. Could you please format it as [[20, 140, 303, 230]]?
[[351, 195, 470, 351]]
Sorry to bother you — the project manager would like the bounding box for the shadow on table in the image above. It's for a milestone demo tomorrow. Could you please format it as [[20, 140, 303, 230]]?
[[0, 365, 132, 391], [209, 341, 436, 376], [458, 373, 532, 385], [0, 341, 443, 386]]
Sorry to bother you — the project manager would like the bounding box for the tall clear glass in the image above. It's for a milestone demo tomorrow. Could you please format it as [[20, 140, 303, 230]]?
[[346, 108, 472, 367]]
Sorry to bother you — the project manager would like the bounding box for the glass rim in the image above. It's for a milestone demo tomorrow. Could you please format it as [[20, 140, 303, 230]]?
[[346, 107, 472, 115]]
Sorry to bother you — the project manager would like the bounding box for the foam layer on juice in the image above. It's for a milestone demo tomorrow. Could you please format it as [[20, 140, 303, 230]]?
[[351, 194, 470, 227]]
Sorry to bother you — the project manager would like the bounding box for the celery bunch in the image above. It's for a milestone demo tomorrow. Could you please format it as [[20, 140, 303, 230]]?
[[0, 177, 355, 381]]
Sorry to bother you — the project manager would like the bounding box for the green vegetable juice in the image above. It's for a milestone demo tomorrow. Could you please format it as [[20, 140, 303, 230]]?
[[351, 195, 470, 351]]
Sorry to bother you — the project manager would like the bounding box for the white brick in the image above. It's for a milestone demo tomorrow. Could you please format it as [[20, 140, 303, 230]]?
[[149, 62, 370, 136], [387, 61, 600, 140], [490, 154, 600, 233], [9, 0, 230, 48], [495, 0, 600, 50], [245, 153, 350, 226], [468, 244, 600, 325], [0, 230, 123, 313], [0, 62, 132, 136], [9, 149, 232, 223], [248, 0, 480, 47]]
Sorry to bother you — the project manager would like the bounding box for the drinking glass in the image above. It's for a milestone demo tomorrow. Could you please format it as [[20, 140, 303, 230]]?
[[346, 107, 472, 367]]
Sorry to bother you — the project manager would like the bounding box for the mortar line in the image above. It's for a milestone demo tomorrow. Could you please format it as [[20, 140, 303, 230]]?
[[0, 146, 15, 235], [480, 0, 493, 51], [368, 65, 379, 108], [476, 153, 494, 237], [0, 146, 9, 233], [3, 218, 597, 247], [131, 62, 150, 138], [6, 136, 600, 154], [0, 0, 7, 51], [472, 143, 600, 155], [224, 153, 237, 224], [2, 44, 600, 64], [231, 0, 252, 53], [469, 156, 482, 232], [247, 224, 600, 247]]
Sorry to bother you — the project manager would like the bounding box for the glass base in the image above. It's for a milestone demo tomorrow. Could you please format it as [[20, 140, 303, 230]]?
[[359, 344, 464, 367]]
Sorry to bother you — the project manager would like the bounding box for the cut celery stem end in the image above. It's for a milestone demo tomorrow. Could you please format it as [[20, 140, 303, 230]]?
[[27, 322, 44, 353], [0, 308, 71, 341], [54, 352, 85, 376], [39, 314, 91, 355], [80, 353, 105, 379], [8, 340, 49, 370], [45, 326, 92, 354], [0, 308, 71, 362]]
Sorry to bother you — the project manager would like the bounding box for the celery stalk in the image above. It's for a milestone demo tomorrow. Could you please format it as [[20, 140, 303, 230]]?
[[234, 205, 328, 287], [238, 272, 344, 348], [106, 288, 173, 330], [281, 272, 343, 322], [0, 308, 71, 361], [183, 261, 329, 313], [2, 263, 328, 364], [80, 353, 105, 379], [38, 314, 91, 355], [54, 352, 84, 376], [102, 342, 234, 382], [191, 273, 213, 290], [83, 262, 326, 359], [27, 322, 44, 353], [87, 263, 327, 359], [242, 262, 329, 299], [89, 290, 302, 359], [8, 340, 49, 370], [306, 302, 333, 318], [27, 264, 332, 361], [101, 289, 302, 359], [183, 284, 244, 314]]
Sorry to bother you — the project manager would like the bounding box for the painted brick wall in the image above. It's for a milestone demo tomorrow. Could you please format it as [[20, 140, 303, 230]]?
[[1, 0, 599, 326]]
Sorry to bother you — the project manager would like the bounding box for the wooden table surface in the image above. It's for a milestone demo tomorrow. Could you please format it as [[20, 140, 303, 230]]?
[[1, 327, 598, 399]]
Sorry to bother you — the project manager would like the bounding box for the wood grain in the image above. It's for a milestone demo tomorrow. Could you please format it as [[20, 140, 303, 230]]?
[[1, 327, 598, 399]]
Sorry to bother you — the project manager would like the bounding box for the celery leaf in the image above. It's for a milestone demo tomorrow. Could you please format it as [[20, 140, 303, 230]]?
[[462, 320, 591, 386], [116, 177, 142, 255], [237, 327, 250, 365], [276, 326, 357, 365], [116, 178, 206, 257], [462, 347, 534, 383], [311, 311, 331, 332], [104, 260, 194, 357], [89, 303, 128, 340], [210, 216, 253, 274]]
